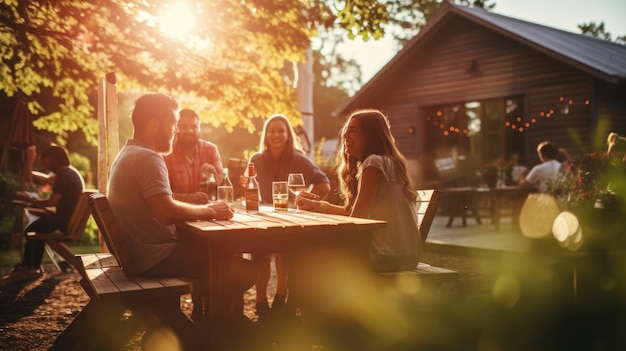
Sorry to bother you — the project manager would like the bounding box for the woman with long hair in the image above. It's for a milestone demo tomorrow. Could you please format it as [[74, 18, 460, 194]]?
[[242, 114, 330, 318], [298, 108, 421, 272]]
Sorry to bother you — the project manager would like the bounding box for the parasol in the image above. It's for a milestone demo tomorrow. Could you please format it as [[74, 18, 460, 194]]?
[[1, 97, 37, 188]]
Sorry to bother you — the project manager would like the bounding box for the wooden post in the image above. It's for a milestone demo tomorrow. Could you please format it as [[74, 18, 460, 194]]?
[[97, 72, 118, 252], [297, 48, 314, 158]]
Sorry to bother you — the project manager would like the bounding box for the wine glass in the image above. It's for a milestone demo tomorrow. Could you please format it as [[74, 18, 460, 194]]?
[[287, 173, 306, 211]]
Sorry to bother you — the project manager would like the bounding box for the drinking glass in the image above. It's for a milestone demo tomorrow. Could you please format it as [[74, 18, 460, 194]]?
[[217, 185, 234, 205], [287, 173, 306, 211], [272, 181, 289, 212]]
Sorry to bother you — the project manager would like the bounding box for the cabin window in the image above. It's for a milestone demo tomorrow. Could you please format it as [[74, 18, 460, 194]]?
[[421, 96, 525, 182]]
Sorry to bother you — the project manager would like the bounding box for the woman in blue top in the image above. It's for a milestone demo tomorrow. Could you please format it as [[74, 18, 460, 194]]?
[[298, 109, 421, 272], [243, 114, 330, 318]]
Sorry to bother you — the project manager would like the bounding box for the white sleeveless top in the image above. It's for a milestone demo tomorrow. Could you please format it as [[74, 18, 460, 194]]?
[[361, 154, 421, 271]]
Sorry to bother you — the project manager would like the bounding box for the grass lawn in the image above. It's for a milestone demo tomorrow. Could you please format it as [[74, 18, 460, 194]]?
[[0, 243, 101, 268]]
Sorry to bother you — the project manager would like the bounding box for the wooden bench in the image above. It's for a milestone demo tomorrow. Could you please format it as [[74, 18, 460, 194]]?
[[378, 189, 458, 285], [28, 189, 97, 273], [50, 193, 202, 350]]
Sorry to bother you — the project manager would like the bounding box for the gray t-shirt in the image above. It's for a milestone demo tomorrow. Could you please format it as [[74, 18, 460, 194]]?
[[108, 139, 177, 273], [362, 154, 421, 271]]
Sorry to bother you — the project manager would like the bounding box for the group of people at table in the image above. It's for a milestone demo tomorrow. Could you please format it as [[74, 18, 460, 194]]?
[[1, 93, 422, 326], [4, 91, 625, 329]]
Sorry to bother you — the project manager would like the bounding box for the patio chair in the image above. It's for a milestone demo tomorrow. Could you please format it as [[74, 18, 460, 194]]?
[[28, 189, 97, 273]]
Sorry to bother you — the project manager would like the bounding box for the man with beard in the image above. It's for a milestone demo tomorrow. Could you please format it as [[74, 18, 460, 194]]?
[[164, 108, 224, 204]]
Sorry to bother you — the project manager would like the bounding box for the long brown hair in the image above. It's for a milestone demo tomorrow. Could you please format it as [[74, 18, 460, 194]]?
[[337, 109, 416, 212]]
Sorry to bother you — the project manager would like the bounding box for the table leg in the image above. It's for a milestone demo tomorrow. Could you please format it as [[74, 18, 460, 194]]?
[[492, 193, 501, 231], [461, 196, 467, 227], [206, 251, 221, 350], [446, 195, 463, 227], [447, 193, 481, 227]]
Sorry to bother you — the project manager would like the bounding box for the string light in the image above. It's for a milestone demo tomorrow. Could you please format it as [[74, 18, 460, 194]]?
[[503, 96, 591, 133], [425, 96, 591, 136]]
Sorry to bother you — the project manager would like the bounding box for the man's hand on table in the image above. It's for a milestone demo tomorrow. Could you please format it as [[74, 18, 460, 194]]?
[[208, 201, 234, 220]]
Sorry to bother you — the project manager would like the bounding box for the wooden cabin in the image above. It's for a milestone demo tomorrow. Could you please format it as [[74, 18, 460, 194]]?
[[335, 2, 626, 188]]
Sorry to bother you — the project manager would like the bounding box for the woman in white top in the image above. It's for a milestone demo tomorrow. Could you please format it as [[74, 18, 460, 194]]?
[[298, 108, 421, 272]]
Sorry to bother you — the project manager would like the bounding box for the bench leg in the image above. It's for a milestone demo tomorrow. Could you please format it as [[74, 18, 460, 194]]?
[[43, 241, 82, 273]]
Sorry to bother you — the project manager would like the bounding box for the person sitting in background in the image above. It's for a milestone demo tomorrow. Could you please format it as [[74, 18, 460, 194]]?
[[1, 144, 85, 285], [297, 108, 421, 273], [242, 113, 330, 320], [164, 108, 224, 204], [519, 141, 561, 193], [605, 132, 626, 196], [607, 132, 626, 163]]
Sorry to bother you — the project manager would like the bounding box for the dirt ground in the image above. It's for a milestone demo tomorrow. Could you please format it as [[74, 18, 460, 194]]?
[[0, 251, 496, 351]]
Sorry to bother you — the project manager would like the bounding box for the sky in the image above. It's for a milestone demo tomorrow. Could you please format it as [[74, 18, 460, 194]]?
[[342, 0, 626, 83]]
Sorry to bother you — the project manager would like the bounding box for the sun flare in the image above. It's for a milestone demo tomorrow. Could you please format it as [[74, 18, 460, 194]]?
[[159, 3, 196, 40]]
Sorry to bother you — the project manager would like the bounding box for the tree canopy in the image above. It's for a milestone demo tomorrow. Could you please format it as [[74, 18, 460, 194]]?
[[2, 0, 490, 146], [1, 0, 313, 144]]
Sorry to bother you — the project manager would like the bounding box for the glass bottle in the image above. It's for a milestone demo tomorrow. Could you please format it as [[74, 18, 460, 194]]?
[[245, 163, 259, 213], [198, 168, 209, 194], [222, 168, 233, 187], [219, 168, 234, 204], [207, 172, 217, 201]]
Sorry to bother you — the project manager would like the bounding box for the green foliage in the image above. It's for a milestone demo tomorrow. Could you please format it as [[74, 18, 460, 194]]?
[[1, 0, 314, 143], [0, 171, 19, 236], [69, 151, 93, 187], [80, 217, 100, 246], [313, 137, 336, 168], [1, 0, 491, 148]]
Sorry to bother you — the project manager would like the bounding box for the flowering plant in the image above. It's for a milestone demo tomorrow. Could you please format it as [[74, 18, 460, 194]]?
[[549, 151, 626, 249], [551, 152, 625, 212]]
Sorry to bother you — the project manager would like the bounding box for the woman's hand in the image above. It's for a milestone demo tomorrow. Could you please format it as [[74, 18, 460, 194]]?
[[297, 192, 323, 212]]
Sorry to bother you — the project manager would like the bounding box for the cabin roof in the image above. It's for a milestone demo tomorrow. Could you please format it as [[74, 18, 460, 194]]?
[[335, 2, 626, 116]]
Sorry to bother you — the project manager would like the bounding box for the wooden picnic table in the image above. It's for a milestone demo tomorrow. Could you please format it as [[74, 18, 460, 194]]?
[[177, 205, 386, 350]]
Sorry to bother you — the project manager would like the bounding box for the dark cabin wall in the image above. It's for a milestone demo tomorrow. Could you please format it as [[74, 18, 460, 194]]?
[[596, 80, 626, 145], [359, 16, 607, 180], [523, 80, 595, 166]]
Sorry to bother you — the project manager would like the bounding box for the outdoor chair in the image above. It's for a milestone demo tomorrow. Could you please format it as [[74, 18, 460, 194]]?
[[28, 189, 97, 273], [377, 189, 458, 285], [87, 192, 140, 275]]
